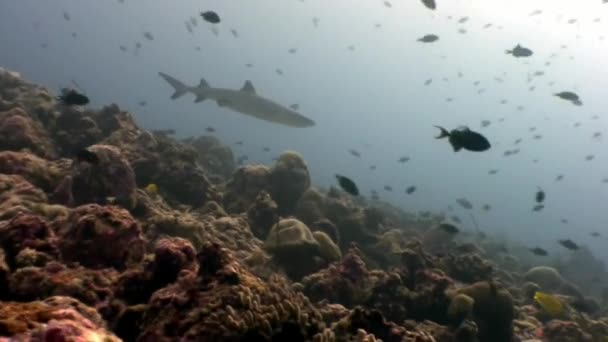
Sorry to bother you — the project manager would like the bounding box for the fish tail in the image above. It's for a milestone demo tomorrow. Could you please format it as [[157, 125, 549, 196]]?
[[505, 50, 512, 54], [158, 72, 191, 100], [433, 126, 450, 139]]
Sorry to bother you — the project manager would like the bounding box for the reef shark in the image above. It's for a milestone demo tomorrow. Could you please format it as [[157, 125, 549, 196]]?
[[158, 72, 315, 128]]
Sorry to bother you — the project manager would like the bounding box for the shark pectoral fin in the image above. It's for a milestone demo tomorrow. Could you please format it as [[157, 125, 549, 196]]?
[[240, 80, 256, 94], [194, 94, 206, 103], [289, 103, 299, 110], [217, 98, 231, 107]]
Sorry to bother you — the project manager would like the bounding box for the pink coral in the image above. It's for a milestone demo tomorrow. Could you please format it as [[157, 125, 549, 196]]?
[[0, 296, 120, 341], [0, 213, 59, 268], [54, 204, 145, 269]]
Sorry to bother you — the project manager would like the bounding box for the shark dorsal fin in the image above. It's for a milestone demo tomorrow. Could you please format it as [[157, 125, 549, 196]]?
[[241, 80, 256, 94], [198, 78, 209, 88]]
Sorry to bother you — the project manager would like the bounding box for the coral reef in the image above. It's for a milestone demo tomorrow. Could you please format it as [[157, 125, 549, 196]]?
[[184, 135, 236, 180], [0, 107, 56, 158], [54, 204, 145, 269], [264, 218, 321, 279], [0, 296, 120, 341], [0, 66, 606, 342], [54, 144, 137, 209]]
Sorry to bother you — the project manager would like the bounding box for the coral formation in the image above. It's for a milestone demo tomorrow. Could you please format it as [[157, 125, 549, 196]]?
[[264, 218, 321, 279], [0, 66, 605, 342], [54, 204, 145, 269]]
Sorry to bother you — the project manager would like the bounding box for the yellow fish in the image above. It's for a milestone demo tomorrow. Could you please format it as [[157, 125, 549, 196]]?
[[534, 291, 564, 317], [145, 183, 159, 195]]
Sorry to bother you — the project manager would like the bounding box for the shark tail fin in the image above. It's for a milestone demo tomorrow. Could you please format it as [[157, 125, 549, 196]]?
[[158, 72, 190, 99]]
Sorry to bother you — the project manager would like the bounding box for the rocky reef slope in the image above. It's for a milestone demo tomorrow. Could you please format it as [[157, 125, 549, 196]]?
[[0, 66, 607, 341]]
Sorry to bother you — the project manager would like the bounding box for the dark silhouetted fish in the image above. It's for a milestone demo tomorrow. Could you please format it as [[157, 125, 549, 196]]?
[[201, 11, 221, 24], [420, 0, 436, 10], [555, 174, 564, 181], [384, 185, 393, 192], [529, 247, 548, 256], [506, 44, 533, 57], [398, 156, 410, 163], [57, 88, 89, 106], [558, 239, 579, 251], [533, 204, 544, 212], [482, 204, 491, 211], [424, 79, 432, 86], [206, 126, 215, 133], [434, 126, 491, 152], [554, 91, 582, 106], [336, 174, 359, 196], [488, 169, 499, 175], [439, 223, 460, 234], [406, 186, 416, 194], [349, 149, 361, 158], [536, 188, 545, 203], [417, 34, 439, 43], [591, 232, 600, 237], [456, 198, 473, 209], [369, 165, 376, 170]]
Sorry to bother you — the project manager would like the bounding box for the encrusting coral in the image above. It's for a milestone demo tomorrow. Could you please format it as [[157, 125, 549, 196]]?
[[0, 66, 606, 342]]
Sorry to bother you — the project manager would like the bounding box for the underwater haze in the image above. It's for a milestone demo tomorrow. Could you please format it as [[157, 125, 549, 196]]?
[[1, 0, 608, 265]]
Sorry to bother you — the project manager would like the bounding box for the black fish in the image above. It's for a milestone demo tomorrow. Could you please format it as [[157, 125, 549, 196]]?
[[369, 165, 376, 170], [529, 247, 548, 256], [57, 88, 89, 106], [348, 149, 361, 158], [506, 44, 533, 57], [263, 147, 270, 152], [558, 239, 579, 251], [456, 198, 473, 209], [336, 174, 359, 196], [554, 91, 582, 106], [206, 126, 216, 133], [535, 188, 545, 203], [434, 126, 491, 152], [418, 34, 439, 43], [406, 186, 416, 194], [420, 0, 436, 10], [384, 185, 393, 192], [438, 223, 460, 234], [398, 156, 410, 163], [590, 232, 600, 237], [76, 149, 99, 164], [200, 11, 220, 24], [532, 204, 544, 212]]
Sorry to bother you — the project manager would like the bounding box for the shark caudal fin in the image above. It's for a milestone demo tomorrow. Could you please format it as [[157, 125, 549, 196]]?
[[158, 72, 191, 100]]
